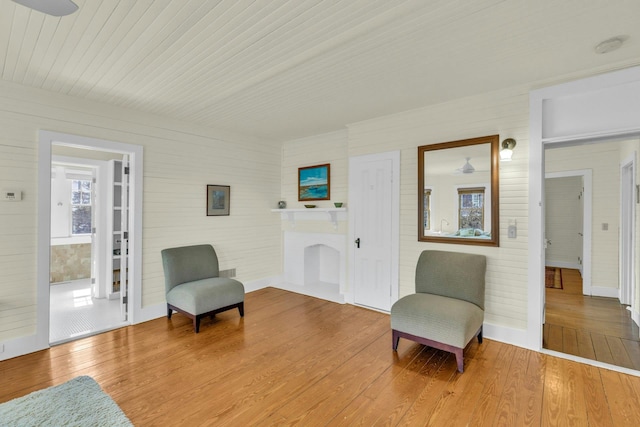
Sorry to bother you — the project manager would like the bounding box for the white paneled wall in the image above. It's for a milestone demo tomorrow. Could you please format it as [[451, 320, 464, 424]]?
[[279, 130, 348, 234], [281, 130, 348, 207], [546, 143, 621, 291], [0, 80, 281, 342], [347, 86, 531, 331]]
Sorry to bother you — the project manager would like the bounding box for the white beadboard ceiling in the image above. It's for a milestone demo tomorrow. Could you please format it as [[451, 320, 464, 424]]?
[[1, 0, 639, 141]]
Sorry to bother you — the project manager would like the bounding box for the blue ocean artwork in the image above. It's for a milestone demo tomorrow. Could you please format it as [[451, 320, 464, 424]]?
[[299, 166, 329, 199], [299, 167, 327, 186]]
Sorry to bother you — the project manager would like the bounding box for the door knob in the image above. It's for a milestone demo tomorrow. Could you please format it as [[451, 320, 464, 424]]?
[[355, 238, 360, 248]]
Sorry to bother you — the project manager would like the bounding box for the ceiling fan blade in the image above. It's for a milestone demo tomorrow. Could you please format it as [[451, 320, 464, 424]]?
[[12, 0, 78, 16]]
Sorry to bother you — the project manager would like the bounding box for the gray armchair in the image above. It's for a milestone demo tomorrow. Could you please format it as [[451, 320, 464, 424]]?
[[161, 244, 244, 333], [391, 250, 486, 373]]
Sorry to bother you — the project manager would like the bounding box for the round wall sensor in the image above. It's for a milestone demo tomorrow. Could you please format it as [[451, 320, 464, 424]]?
[[594, 36, 628, 54]]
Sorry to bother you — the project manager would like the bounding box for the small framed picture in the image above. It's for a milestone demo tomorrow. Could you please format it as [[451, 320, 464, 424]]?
[[206, 185, 230, 216], [298, 164, 330, 201]]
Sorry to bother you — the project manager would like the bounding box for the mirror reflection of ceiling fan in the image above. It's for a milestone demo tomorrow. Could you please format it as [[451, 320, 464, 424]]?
[[455, 157, 476, 174], [12, 0, 78, 16], [453, 157, 488, 175]]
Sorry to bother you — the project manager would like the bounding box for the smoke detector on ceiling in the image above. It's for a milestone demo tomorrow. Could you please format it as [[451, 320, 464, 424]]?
[[594, 35, 628, 54]]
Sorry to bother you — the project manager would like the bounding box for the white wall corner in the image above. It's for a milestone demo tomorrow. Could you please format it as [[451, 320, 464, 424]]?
[[343, 291, 355, 305], [545, 260, 581, 270], [244, 276, 280, 293], [135, 303, 167, 324], [483, 322, 531, 350], [632, 309, 640, 330], [591, 286, 620, 299], [0, 334, 48, 362]]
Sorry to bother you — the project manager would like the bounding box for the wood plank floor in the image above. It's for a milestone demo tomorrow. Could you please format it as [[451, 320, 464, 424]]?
[[2, 287, 640, 425], [543, 268, 640, 370]]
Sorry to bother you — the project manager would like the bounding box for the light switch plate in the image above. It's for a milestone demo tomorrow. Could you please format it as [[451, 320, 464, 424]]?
[[3, 189, 21, 201], [508, 225, 517, 238]]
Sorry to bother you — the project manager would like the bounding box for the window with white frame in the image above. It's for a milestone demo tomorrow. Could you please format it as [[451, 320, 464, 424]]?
[[70, 179, 92, 235]]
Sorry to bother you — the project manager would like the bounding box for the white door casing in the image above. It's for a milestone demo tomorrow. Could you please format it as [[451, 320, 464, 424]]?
[[529, 65, 640, 351], [120, 155, 130, 321], [90, 168, 98, 298], [349, 151, 400, 311], [620, 153, 636, 306], [38, 131, 143, 352]]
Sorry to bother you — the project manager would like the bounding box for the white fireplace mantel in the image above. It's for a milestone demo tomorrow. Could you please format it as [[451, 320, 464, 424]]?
[[271, 208, 347, 229]]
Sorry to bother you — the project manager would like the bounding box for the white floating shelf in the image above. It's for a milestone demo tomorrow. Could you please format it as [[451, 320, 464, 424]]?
[[271, 208, 347, 229]]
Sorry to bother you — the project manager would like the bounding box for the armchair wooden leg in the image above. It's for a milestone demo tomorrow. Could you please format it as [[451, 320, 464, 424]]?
[[477, 326, 483, 343], [167, 305, 172, 319], [194, 317, 201, 333], [454, 348, 464, 373], [238, 302, 244, 317], [392, 330, 400, 351]]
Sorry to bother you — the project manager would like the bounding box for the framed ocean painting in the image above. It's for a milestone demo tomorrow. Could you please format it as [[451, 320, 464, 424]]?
[[298, 164, 330, 201]]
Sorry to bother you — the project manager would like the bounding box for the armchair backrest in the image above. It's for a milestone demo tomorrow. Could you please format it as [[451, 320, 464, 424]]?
[[415, 250, 486, 310], [161, 244, 219, 294]]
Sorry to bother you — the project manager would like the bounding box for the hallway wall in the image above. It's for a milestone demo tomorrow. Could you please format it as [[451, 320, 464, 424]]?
[[50, 244, 91, 283]]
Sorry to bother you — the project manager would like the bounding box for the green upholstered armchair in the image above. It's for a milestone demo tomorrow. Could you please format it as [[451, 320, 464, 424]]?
[[161, 244, 244, 333], [391, 250, 486, 373]]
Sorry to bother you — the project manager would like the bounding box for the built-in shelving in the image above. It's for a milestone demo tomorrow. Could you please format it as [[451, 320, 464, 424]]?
[[271, 208, 347, 229], [106, 159, 127, 299]]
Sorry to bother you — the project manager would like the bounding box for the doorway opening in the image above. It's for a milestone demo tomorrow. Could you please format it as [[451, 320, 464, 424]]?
[[544, 169, 592, 294], [49, 153, 127, 344], [37, 131, 143, 350], [542, 139, 640, 369]]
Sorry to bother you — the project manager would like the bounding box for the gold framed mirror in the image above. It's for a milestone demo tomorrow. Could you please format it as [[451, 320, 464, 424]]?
[[418, 135, 500, 246]]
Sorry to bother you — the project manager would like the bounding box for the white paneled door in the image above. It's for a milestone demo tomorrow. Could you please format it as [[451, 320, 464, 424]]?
[[350, 152, 399, 312]]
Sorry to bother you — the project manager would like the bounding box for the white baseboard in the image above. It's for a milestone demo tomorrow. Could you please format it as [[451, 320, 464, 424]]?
[[243, 276, 278, 293], [482, 322, 529, 349], [102, 277, 536, 354], [135, 303, 166, 324], [590, 286, 619, 299], [0, 319, 532, 362], [134, 276, 277, 325], [631, 309, 640, 329], [0, 279, 569, 365], [0, 334, 47, 362], [545, 261, 581, 270], [270, 281, 346, 304]]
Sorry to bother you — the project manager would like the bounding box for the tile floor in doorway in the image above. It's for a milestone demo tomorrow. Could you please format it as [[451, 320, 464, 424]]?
[[49, 279, 127, 345]]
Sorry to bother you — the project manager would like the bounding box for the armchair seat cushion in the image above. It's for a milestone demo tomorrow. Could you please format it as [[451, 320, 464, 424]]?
[[391, 293, 484, 349], [167, 277, 244, 316]]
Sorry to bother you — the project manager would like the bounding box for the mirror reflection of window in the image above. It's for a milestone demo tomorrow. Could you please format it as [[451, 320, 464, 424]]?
[[458, 187, 485, 229], [423, 188, 432, 230]]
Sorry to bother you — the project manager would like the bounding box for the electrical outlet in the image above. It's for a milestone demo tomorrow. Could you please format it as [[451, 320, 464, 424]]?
[[219, 268, 236, 278]]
